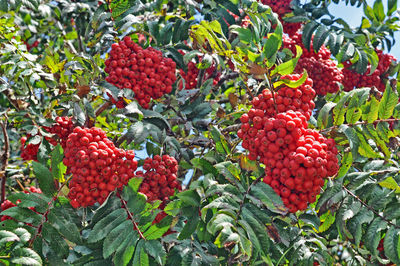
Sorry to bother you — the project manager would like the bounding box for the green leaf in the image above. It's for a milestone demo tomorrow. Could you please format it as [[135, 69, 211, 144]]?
[[355, 49, 368, 74], [88, 208, 127, 243], [231, 26, 252, 44], [348, 209, 374, 246], [14, 228, 31, 244], [356, 129, 381, 158], [207, 213, 234, 235], [319, 211, 335, 232], [346, 107, 362, 124], [317, 102, 336, 129], [337, 152, 353, 178], [0, 0, 8, 12], [379, 177, 400, 193], [41, 223, 69, 257], [11, 248, 42, 266], [373, 0, 385, 22], [31, 162, 56, 196], [364, 3, 377, 22], [273, 69, 308, 88], [51, 144, 66, 181], [124, 101, 143, 118], [177, 190, 200, 206], [47, 207, 81, 244], [127, 121, 148, 144], [73, 102, 86, 126], [339, 125, 360, 159], [0, 230, 19, 246], [365, 218, 387, 256], [388, 0, 397, 15], [270, 45, 302, 76], [263, 32, 281, 61], [142, 215, 172, 240], [178, 214, 200, 240], [144, 240, 166, 265], [302, 21, 319, 51], [378, 86, 398, 119], [313, 25, 330, 53], [249, 182, 287, 215], [1, 207, 42, 226], [384, 226, 400, 264], [103, 220, 138, 258], [337, 42, 355, 63], [366, 96, 379, 123]]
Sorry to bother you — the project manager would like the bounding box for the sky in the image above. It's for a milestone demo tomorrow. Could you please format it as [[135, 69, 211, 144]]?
[[328, 0, 400, 59]]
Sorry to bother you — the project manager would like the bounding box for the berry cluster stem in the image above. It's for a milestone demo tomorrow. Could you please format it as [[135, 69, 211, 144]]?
[[342, 185, 400, 229], [117, 193, 146, 240], [29, 175, 73, 247], [0, 115, 9, 205]]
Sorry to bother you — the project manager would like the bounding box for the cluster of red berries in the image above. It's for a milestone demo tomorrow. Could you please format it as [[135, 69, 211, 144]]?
[[238, 74, 339, 213], [342, 49, 396, 92], [262, 129, 338, 212], [106, 92, 127, 109], [260, 0, 302, 36], [178, 52, 220, 90], [20, 136, 42, 161], [24, 40, 39, 51], [44, 116, 74, 149], [242, 74, 316, 121], [136, 155, 181, 202], [20, 117, 74, 161], [63, 126, 138, 208], [104, 36, 177, 109], [1, 187, 42, 222], [283, 34, 343, 95]]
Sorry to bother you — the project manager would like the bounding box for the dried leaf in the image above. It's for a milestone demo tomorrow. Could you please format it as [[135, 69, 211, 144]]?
[[228, 93, 238, 108], [76, 85, 91, 98], [216, 108, 225, 118]]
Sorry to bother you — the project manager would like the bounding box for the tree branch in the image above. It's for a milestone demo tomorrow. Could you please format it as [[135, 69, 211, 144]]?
[[117, 193, 146, 240], [221, 124, 241, 134], [29, 175, 73, 247], [95, 101, 112, 116], [0, 115, 9, 205], [321, 118, 400, 133], [342, 185, 400, 229]]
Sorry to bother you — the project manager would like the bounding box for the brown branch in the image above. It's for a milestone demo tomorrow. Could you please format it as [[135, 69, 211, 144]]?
[[215, 72, 239, 89], [0, 116, 9, 205], [321, 118, 400, 133], [29, 175, 73, 247], [342, 185, 400, 229], [117, 193, 146, 240], [221, 124, 241, 134], [95, 101, 112, 116]]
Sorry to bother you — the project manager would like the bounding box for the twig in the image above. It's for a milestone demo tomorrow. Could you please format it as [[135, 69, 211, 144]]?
[[234, 175, 263, 224], [221, 124, 241, 134], [95, 101, 112, 116], [321, 118, 400, 133], [0, 115, 9, 205], [342, 185, 400, 229], [29, 175, 73, 247], [117, 193, 146, 240], [215, 72, 239, 88], [196, 69, 206, 89]]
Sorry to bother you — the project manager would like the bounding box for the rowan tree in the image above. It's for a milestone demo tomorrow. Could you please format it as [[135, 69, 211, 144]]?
[[1, 0, 400, 265]]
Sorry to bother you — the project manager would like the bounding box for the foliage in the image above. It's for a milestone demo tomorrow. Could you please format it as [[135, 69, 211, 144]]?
[[0, 0, 400, 265]]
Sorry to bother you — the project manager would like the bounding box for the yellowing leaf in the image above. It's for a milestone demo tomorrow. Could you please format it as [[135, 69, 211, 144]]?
[[379, 177, 400, 193]]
